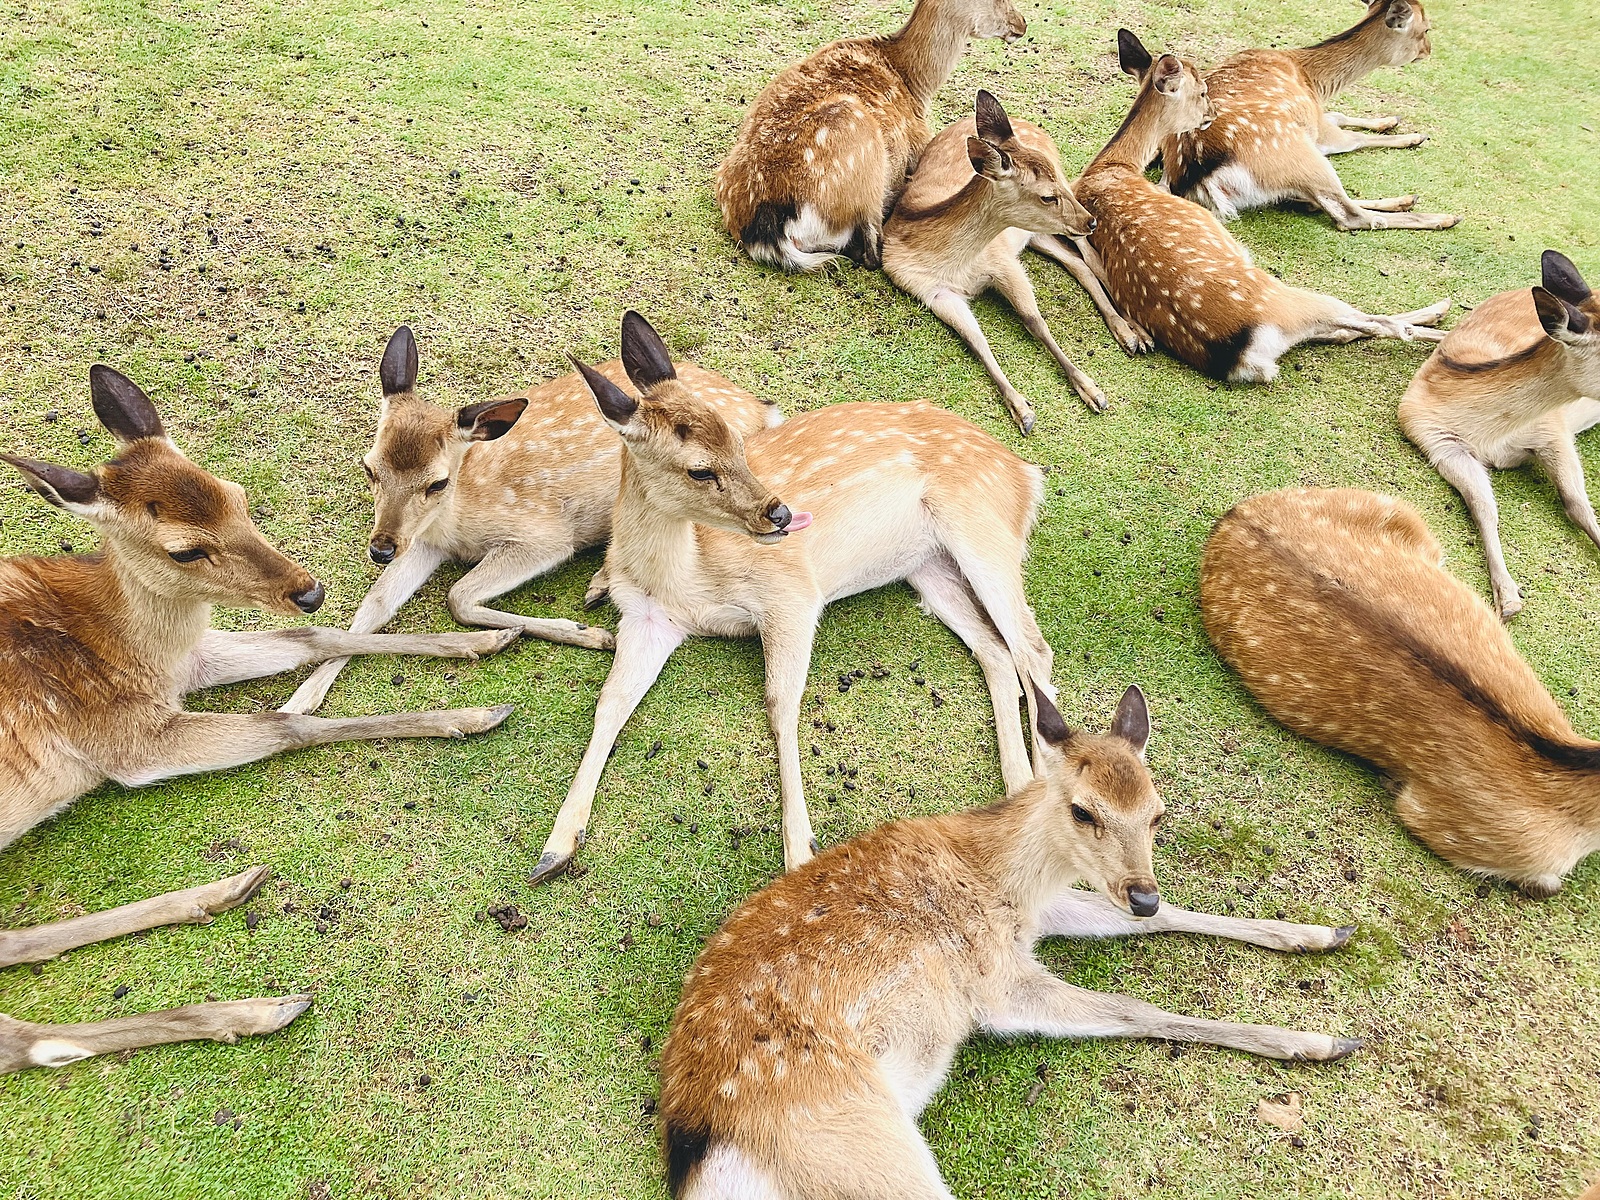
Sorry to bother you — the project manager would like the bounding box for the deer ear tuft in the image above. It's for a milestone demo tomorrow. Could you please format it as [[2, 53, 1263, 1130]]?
[[974, 89, 1015, 145], [1117, 29, 1152, 78], [2, 454, 101, 512], [1030, 680, 1072, 747], [380, 326, 420, 397], [569, 355, 640, 430], [1109, 685, 1151, 758], [620, 311, 678, 392], [966, 136, 1013, 180], [1541, 250, 1592, 306], [89, 365, 164, 443], [456, 397, 527, 442]]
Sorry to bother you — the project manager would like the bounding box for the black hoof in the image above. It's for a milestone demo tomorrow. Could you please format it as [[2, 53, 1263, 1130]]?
[[1328, 1037, 1364, 1060], [808, 836, 820, 855], [529, 851, 574, 886], [583, 589, 610, 611], [1330, 924, 1357, 949]]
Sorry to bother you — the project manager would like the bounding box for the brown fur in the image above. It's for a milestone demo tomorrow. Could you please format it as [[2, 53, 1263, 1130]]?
[[716, 0, 1024, 272], [1162, 0, 1454, 232], [1398, 251, 1600, 619], [1199, 487, 1600, 897], [1073, 31, 1448, 384]]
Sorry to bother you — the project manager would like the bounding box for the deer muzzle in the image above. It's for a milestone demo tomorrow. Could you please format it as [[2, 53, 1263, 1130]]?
[[291, 580, 326, 614], [369, 535, 398, 565], [1126, 882, 1161, 918]]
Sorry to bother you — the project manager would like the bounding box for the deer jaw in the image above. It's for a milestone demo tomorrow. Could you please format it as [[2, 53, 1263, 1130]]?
[[963, 0, 1025, 43]]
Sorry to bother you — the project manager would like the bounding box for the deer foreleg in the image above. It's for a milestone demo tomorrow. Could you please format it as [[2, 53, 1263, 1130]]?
[[761, 609, 822, 871], [529, 605, 686, 884], [1037, 887, 1355, 954], [1430, 446, 1523, 619], [1534, 436, 1600, 550], [993, 260, 1109, 415], [925, 287, 1036, 434], [1325, 112, 1400, 133], [1028, 233, 1153, 355], [188, 626, 516, 691], [279, 541, 448, 714], [981, 966, 1361, 1062], [449, 541, 614, 650]]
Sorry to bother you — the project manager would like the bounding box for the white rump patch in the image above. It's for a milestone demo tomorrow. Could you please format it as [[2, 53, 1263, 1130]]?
[[685, 1144, 785, 1200]]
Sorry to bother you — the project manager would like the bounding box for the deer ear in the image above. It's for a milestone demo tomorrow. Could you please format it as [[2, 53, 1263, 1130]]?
[[3, 454, 101, 515], [1533, 288, 1592, 344], [1151, 55, 1185, 95], [966, 136, 1013, 180], [89, 365, 164, 443], [1029, 680, 1072, 748], [569, 355, 640, 433], [1541, 251, 1592, 306], [1109, 684, 1151, 758], [620, 311, 677, 392], [1117, 29, 1152, 78], [456, 397, 527, 442], [974, 89, 1014, 145], [380, 326, 420, 397], [1384, 0, 1414, 29]]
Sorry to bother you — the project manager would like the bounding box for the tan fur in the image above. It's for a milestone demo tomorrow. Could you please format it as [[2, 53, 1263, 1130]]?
[[1072, 31, 1449, 385], [531, 312, 1054, 882], [1199, 487, 1600, 897], [716, 0, 1024, 272], [1163, 0, 1454, 232], [883, 91, 1108, 431], [1398, 251, 1600, 619], [660, 688, 1357, 1199]]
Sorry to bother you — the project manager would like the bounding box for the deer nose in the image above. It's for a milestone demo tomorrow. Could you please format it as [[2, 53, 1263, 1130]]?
[[1086, 217, 1098, 234], [1128, 885, 1160, 917], [767, 503, 792, 530], [292, 581, 326, 614], [369, 537, 397, 565]]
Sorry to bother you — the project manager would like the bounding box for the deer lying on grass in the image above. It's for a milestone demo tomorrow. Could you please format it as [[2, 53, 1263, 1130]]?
[[1398, 250, 1600, 620], [1162, 0, 1455, 232], [531, 311, 1054, 883], [1071, 30, 1449, 384], [717, 0, 1025, 272], [282, 326, 779, 714], [1201, 487, 1600, 897], [0, 366, 515, 1073], [883, 89, 1111, 432], [659, 684, 1359, 1199]]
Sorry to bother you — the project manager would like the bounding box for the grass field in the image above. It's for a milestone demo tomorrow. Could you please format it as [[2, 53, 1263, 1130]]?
[[1, 0, 1598, 1196]]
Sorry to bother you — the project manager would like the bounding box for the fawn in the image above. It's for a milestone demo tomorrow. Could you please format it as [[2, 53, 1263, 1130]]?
[[0, 366, 515, 1072], [1163, 0, 1456, 232], [716, 0, 1025, 272], [530, 311, 1054, 883], [1398, 250, 1600, 619], [883, 89, 1111, 433], [282, 326, 779, 714], [1201, 487, 1600, 897], [1071, 30, 1449, 384], [659, 684, 1359, 1199]]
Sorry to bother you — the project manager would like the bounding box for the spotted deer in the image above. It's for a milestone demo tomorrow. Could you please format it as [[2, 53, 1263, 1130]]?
[[716, 0, 1025, 272], [1398, 250, 1600, 620], [658, 684, 1359, 1199], [0, 366, 515, 1073], [282, 326, 779, 714], [1201, 487, 1600, 898], [1162, 0, 1455, 232], [883, 89, 1111, 433], [530, 311, 1054, 883], [1071, 30, 1449, 384]]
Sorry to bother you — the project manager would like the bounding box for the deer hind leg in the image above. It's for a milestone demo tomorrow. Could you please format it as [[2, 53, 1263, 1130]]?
[[924, 287, 1036, 434], [0, 995, 312, 1075], [449, 541, 614, 650], [1037, 887, 1355, 954], [1317, 120, 1427, 154], [1533, 434, 1600, 550], [747, 1092, 956, 1200], [982, 965, 1361, 1063], [761, 607, 823, 871], [1325, 112, 1401, 133], [1027, 233, 1154, 355], [991, 257, 1108, 415], [1300, 156, 1457, 231], [908, 556, 1032, 793]]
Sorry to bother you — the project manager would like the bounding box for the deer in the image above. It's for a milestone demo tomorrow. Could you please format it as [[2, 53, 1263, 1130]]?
[[716, 0, 1025, 272], [882, 89, 1114, 433], [529, 310, 1055, 884], [1200, 486, 1600, 898], [1398, 250, 1600, 620], [0, 365, 517, 1073], [1069, 29, 1450, 385], [658, 684, 1360, 1200], [280, 326, 780, 715], [1161, 0, 1456, 232]]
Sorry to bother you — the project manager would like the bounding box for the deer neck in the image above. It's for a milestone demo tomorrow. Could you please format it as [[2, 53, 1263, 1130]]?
[[896, 177, 1014, 263], [959, 782, 1079, 919], [607, 453, 706, 599], [882, 0, 974, 109], [1086, 91, 1169, 175], [1290, 21, 1391, 103], [92, 545, 213, 681]]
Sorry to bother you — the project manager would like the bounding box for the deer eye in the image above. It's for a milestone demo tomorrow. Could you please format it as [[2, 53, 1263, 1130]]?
[[362, 462, 376, 483], [168, 547, 209, 564], [425, 478, 450, 496], [1151, 812, 1166, 828], [1042, 195, 1061, 205], [1070, 804, 1097, 826], [687, 467, 717, 483]]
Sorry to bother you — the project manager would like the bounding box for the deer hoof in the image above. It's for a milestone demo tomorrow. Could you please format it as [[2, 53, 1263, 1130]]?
[[1329, 924, 1357, 950], [583, 586, 610, 610], [210, 865, 273, 913], [529, 850, 575, 886], [1326, 1037, 1364, 1061]]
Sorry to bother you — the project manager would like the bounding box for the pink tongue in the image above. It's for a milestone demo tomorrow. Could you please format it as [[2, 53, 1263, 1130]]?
[[785, 511, 813, 532]]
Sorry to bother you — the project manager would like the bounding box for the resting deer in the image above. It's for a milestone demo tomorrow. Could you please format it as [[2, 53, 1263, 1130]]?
[[1071, 30, 1449, 384], [1398, 250, 1600, 619], [716, 0, 1025, 272], [282, 326, 779, 714], [531, 311, 1054, 883], [658, 684, 1359, 1200], [883, 89, 1111, 433], [1201, 487, 1600, 897], [1162, 0, 1455, 232], [0, 366, 515, 1073]]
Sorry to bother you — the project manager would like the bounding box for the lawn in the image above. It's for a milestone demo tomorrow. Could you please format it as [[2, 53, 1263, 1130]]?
[[0, 0, 1596, 1196]]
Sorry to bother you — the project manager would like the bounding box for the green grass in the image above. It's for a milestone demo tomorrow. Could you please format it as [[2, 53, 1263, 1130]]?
[[1, 0, 1597, 1196]]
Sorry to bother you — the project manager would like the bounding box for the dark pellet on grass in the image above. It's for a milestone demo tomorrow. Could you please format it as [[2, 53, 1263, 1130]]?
[[245, 911, 259, 931], [696, 758, 708, 770], [113, 984, 130, 999]]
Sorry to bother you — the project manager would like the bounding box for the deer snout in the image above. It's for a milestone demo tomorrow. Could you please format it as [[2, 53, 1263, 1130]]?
[[369, 535, 397, 565], [291, 580, 326, 614], [767, 502, 793, 531], [1126, 881, 1160, 917]]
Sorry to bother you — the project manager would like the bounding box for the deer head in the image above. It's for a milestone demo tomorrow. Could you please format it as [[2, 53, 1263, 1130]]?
[[965, 90, 1094, 238], [956, 0, 1026, 44], [1362, 0, 1432, 65], [1117, 29, 1214, 144], [2, 367, 323, 615], [361, 326, 528, 564], [571, 313, 810, 545]]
